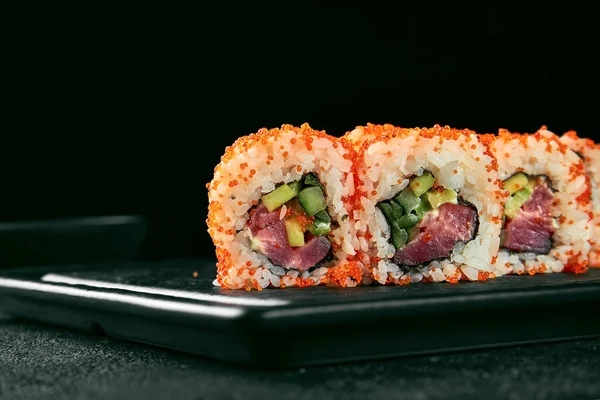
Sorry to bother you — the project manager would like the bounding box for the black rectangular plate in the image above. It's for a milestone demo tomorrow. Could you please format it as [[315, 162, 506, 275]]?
[[1, 259, 600, 368]]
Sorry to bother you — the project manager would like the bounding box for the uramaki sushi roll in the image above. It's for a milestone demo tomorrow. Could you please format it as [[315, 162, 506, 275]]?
[[206, 124, 363, 290], [346, 124, 505, 284], [482, 127, 592, 275], [559, 130, 600, 266]]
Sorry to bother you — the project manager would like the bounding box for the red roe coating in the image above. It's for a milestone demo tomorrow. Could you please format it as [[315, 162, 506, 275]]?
[[207, 123, 360, 289], [325, 260, 363, 287], [561, 130, 600, 267], [487, 127, 593, 273], [346, 124, 504, 284]]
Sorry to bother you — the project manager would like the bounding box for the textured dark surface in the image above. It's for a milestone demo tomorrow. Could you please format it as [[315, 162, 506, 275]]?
[[1, 316, 600, 400], [3, 261, 600, 368]]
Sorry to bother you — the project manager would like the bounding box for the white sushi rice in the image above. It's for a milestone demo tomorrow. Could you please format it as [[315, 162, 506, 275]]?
[[491, 128, 592, 274], [349, 125, 505, 284], [559, 131, 600, 266], [207, 124, 359, 289]]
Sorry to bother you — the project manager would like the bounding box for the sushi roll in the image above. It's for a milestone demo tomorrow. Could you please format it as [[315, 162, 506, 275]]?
[[206, 123, 363, 290], [346, 124, 505, 285], [559, 130, 600, 266], [482, 127, 593, 275]]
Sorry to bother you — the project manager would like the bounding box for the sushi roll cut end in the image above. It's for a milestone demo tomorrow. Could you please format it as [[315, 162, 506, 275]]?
[[207, 124, 363, 290]]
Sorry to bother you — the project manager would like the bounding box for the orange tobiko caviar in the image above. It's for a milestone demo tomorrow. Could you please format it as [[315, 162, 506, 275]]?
[[206, 123, 363, 290], [559, 129, 600, 268], [345, 123, 505, 286], [489, 126, 593, 275]]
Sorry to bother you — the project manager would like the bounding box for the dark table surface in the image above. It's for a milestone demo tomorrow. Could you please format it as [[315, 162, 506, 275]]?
[[1, 313, 600, 400]]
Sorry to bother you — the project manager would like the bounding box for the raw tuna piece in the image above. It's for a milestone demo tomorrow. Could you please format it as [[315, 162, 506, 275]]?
[[254, 221, 295, 267], [289, 235, 331, 271], [249, 204, 331, 271], [501, 183, 557, 254], [248, 204, 282, 235], [393, 202, 478, 266]]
